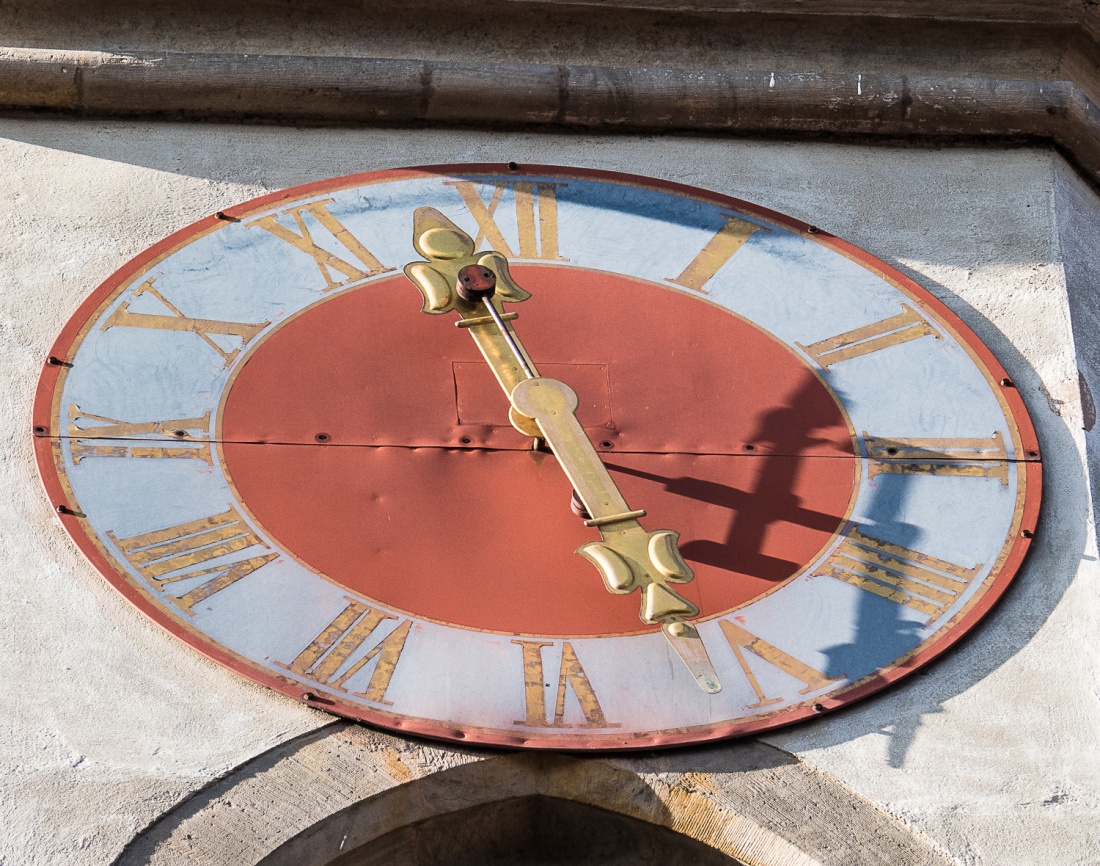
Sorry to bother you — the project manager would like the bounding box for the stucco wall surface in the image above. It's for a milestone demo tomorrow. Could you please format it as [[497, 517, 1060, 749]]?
[[0, 120, 1097, 865]]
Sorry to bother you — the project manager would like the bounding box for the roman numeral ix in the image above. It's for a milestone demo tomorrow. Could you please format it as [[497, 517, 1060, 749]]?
[[67, 405, 212, 464]]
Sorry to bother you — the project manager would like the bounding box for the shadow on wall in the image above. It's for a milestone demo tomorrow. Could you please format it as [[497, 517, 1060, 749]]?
[[763, 253, 1089, 767]]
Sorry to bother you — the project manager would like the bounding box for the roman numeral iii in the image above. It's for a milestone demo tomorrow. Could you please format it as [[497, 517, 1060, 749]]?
[[864, 432, 1009, 485]]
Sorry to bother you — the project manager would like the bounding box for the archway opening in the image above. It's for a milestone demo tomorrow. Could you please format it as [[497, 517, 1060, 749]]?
[[322, 795, 745, 866]]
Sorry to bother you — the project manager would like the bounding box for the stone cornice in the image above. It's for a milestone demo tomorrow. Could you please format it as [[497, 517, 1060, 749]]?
[[4, 5, 1100, 184]]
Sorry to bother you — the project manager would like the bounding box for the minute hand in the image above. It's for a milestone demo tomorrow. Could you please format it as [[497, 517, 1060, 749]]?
[[510, 367, 720, 694], [402, 207, 720, 693]]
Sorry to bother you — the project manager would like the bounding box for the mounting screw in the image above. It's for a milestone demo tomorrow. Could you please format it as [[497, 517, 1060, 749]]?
[[315, 433, 330, 443], [214, 211, 241, 222], [56, 504, 78, 516], [743, 443, 756, 451], [460, 436, 472, 445], [33, 425, 48, 437], [1022, 529, 1034, 538], [507, 161, 519, 171], [812, 703, 825, 713], [1000, 377, 1014, 387], [806, 225, 820, 234], [600, 440, 613, 449], [46, 356, 72, 367]]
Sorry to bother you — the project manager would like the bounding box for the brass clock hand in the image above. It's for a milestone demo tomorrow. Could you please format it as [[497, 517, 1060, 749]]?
[[404, 207, 721, 694]]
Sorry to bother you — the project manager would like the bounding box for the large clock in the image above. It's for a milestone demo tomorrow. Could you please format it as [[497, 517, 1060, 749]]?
[[34, 165, 1040, 749]]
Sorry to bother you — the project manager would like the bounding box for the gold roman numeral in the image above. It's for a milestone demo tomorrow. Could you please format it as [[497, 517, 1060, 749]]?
[[446, 181, 566, 260], [512, 640, 615, 728], [865, 432, 1009, 485], [249, 199, 394, 292], [719, 620, 841, 709], [108, 507, 277, 614], [814, 525, 982, 621], [798, 304, 941, 368], [666, 214, 769, 293], [278, 599, 412, 704], [67, 405, 212, 465], [101, 278, 269, 367]]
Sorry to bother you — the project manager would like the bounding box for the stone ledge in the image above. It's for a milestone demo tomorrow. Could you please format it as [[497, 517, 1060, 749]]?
[[3, 48, 1100, 184]]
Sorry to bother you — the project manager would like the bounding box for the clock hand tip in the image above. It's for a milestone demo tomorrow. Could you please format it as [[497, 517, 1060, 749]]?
[[663, 621, 722, 694]]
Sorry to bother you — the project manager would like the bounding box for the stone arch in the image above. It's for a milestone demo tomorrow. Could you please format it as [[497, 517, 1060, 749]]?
[[115, 722, 954, 866], [308, 795, 745, 866]]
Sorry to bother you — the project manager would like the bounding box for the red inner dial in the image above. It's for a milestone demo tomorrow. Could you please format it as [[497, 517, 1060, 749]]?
[[219, 266, 857, 636]]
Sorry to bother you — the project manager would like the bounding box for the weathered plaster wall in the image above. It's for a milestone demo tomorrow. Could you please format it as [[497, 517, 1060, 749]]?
[[0, 120, 1097, 865]]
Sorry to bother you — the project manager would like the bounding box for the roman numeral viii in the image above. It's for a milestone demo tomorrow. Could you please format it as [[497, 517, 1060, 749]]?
[[446, 181, 566, 260], [67, 405, 212, 465], [249, 200, 394, 292], [108, 506, 277, 614], [101, 278, 268, 368], [814, 525, 982, 621], [798, 305, 941, 368], [512, 640, 615, 728], [278, 599, 411, 705]]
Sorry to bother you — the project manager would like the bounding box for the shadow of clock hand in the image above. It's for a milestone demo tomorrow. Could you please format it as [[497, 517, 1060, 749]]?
[[604, 464, 830, 580], [607, 372, 854, 582]]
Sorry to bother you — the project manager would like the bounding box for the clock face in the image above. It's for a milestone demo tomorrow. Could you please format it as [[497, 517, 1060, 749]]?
[[34, 165, 1040, 749]]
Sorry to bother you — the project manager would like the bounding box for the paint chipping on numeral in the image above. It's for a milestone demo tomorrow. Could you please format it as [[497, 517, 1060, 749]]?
[[108, 507, 276, 614], [798, 304, 941, 368], [101, 278, 269, 367], [249, 199, 394, 291], [719, 620, 842, 709], [865, 431, 1009, 485], [667, 214, 768, 293], [512, 640, 615, 728], [815, 525, 982, 621], [446, 181, 567, 260], [278, 599, 411, 704], [67, 405, 212, 464]]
